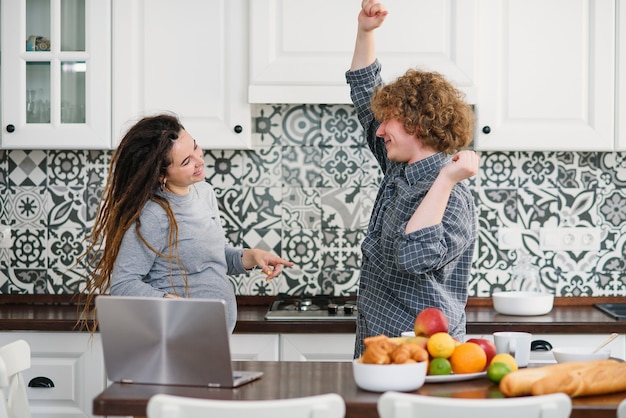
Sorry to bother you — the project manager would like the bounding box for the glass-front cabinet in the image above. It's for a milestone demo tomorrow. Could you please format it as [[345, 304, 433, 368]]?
[[1, 0, 111, 149]]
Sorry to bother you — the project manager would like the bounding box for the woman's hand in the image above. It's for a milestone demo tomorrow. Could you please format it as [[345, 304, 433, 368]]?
[[242, 249, 295, 281]]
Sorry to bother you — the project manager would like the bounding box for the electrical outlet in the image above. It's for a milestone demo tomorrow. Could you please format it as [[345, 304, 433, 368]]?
[[0, 227, 11, 248], [539, 227, 601, 251], [498, 228, 525, 249]]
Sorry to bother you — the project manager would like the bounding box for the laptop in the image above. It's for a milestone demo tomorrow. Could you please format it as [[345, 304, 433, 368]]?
[[95, 295, 263, 387]]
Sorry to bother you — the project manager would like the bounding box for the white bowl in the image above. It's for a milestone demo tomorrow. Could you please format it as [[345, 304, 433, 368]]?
[[492, 291, 554, 316], [352, 359, 427, 392], [551, 346, 611, 363]]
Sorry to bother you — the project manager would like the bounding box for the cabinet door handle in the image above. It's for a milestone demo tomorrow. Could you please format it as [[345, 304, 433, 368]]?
[[531, 339, 553, 351], [233, 125, 243, 134], [5, 124, 15, 133], [482, 126, 491, 134], [28, 376, 55, 388]]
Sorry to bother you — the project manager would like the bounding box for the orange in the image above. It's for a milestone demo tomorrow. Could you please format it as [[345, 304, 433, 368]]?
[[449, 342, 487, 374], [426, 332, 456, 358], [490, 353, 518, 372]]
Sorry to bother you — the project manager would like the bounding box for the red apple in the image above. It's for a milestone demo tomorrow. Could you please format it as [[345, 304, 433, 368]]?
[[467, 338, 497, 370], [414, 307, 449, 337]]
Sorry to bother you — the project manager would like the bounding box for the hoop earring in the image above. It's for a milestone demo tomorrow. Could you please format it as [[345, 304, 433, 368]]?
[[160, 178, 167, 191]]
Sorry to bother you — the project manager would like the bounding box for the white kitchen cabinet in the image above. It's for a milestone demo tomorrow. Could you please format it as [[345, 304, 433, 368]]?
[[249, 0, 478, 104], [474, 0, 615, 151], [466, 333, 625, 363], [280, 334, 356, 362], [230, 333, 354, 362], [112, 0, 251, 149], [616, 1, 626, 150], [1, 0, 111, 149], [0, 331, 106, 418], [230, 334, 279, 361]]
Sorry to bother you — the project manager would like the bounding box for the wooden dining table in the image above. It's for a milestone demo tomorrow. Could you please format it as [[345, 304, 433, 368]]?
[[92, 361, 626, 418]]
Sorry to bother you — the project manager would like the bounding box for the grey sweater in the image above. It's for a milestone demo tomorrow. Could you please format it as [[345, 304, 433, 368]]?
[[110, 181, 247, 332]]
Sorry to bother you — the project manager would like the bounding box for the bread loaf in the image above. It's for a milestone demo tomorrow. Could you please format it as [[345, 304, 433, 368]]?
[[499, 359, 619, 397], [531, 360, 626, 397]]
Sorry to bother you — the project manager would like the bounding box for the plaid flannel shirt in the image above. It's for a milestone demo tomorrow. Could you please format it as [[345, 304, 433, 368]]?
[[345, 60, 477, 357]]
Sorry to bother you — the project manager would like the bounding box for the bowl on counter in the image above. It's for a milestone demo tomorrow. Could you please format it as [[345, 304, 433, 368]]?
[[492, 291, 554, 316], [551, 346, 611, 363], [352, 359, 427, 392]]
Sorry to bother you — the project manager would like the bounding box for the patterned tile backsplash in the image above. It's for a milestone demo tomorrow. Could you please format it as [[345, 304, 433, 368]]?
[[1, 103, 626, 298]]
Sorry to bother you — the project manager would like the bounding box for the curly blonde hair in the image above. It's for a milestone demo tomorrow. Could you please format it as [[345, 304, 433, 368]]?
[[371, 69, 475, 154]]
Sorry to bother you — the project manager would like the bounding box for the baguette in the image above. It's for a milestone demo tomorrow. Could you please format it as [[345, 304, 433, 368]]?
[[531, 359, 626, 397], [499, 360, 618, 397]]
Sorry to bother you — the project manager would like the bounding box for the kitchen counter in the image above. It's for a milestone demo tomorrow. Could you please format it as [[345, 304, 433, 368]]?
[[234, 296, 626, 335], [0, 295, 625, 334], [92, 360, 626, 418]]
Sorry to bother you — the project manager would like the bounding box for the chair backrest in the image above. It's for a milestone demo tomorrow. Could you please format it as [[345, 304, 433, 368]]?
[[618, 397, 626, 418], [378, 391, 571, 418], [147, 393, 345, 418], [0, 340, 31, 418]]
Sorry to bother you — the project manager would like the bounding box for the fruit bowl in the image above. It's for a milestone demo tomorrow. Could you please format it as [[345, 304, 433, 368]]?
[[352, 359, 427, 392], [551, 346, 611, 363], [492, 291, 554, 316]]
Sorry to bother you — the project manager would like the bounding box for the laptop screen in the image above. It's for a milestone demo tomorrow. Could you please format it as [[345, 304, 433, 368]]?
[[96, 296, 261, 387]]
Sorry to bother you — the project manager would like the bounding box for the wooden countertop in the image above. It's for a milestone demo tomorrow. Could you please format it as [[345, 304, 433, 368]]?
[[0, 295, 625, 335], [92, 360, 626, 418]]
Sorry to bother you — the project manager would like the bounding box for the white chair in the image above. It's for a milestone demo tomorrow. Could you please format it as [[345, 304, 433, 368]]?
[[617, 397, 626, 418], [147, 393, 345, 418], [0, 340, 31, 418], [378, 391, 571, 418]]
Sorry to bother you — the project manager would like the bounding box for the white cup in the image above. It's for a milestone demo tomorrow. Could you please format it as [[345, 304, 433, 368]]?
[[493, 331, 532, 367], [401, 331, 416, 337]]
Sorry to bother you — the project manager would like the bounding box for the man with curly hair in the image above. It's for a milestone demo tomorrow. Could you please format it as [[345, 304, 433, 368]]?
[[346, 0, 480, 358]]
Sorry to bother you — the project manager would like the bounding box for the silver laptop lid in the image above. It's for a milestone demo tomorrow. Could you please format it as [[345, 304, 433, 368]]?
[[96, 296, 247, 387]]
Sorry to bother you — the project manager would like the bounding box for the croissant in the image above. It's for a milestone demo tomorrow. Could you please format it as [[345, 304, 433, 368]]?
[[361, 335, 398, 364], [390, 342, 429, 364]]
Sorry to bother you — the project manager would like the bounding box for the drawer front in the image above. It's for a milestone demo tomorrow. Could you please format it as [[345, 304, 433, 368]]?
[[0, 332, 105, 418], [230, 334, 279, 361], [24, 359, 81, 401], [280, 334, 356, 362]]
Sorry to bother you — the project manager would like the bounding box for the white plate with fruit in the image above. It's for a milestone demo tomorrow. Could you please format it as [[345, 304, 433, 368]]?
[[355, 307, 518, 390], [408, 308, 517, 383], [425, 371, 486, 383]]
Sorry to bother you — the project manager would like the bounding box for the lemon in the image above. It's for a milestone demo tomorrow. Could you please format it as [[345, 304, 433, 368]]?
[[490, 353, 518, 372], [426, 332, 456, 358], [486, 362, 512, 383], [428, 357, 452, 375]]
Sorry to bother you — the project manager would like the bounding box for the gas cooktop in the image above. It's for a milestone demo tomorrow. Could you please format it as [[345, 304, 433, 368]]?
[[264, 294, 357, 321]]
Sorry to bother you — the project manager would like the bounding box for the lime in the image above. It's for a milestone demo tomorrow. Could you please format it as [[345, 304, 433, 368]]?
[[428, 357, 452, 375], [490, 353, 518, 372], [486, 362, 512, 383]]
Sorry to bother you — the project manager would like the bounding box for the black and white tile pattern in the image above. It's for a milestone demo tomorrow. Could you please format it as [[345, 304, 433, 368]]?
[[2, 104, 626, 298]]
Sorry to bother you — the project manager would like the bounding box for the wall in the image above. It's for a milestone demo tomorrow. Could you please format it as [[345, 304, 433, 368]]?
[[0, 103, 625, 297]]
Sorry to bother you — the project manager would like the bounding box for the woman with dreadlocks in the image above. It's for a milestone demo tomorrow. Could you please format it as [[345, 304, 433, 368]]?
[[80, 113, 292, 333]]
